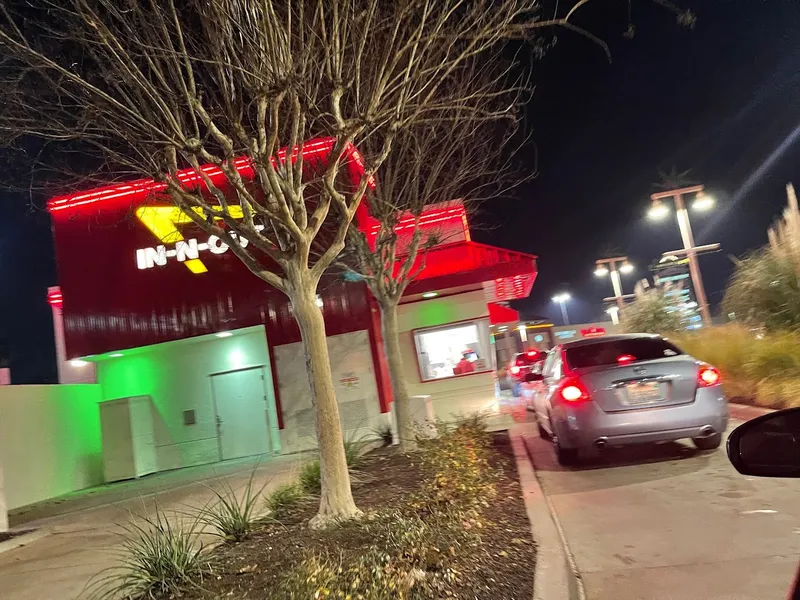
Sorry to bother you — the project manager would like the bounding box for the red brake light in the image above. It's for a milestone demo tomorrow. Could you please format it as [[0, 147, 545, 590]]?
[[526, 350, 538, 358], [617, 354, 635, 364], [698, 364, 721, 387], [558, 377, 591, 403], [510, 365, 521, 375]]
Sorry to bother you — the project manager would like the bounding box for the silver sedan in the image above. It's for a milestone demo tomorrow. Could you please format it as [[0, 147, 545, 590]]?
[[521, 334, 729, 465]]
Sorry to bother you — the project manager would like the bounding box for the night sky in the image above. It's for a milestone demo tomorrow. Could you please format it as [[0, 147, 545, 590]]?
[[3, 1, 800, 383], [478, 0, 800, 325]]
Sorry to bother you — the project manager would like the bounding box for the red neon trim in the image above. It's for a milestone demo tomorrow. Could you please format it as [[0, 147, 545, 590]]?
[[48, 138, 372, 213], [47, 289, 63, 308]]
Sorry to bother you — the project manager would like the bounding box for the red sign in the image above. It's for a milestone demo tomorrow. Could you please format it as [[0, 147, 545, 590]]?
[[581, 327, 606, 338]]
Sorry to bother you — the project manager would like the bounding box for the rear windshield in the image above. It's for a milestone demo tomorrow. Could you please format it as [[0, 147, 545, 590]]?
[[565, 338, 683, 369]]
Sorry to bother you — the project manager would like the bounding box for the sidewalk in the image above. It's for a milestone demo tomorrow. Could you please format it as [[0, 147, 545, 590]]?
[[0, 453, 307, 600]]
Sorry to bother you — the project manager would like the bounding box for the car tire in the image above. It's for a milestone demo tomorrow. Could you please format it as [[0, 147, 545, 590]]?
[[554, 439, 579, 466], [693, 432, 722, 451]]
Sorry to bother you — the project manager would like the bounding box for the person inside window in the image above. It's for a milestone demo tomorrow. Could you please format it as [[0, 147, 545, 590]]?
[[453, 350, 476, 375]]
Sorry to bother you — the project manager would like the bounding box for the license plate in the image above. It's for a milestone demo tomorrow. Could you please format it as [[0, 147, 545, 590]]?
[[624, 382, 663, 405]]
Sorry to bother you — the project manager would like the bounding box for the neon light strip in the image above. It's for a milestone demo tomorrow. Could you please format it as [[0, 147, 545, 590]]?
[[48, 138, 373, 213]]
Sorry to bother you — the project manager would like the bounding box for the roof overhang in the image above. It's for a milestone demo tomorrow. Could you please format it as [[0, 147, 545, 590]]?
[[404, 241, 537, 302]]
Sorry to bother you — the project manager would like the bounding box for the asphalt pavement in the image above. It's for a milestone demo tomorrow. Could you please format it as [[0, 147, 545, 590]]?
[[523, 415, 800, 600]]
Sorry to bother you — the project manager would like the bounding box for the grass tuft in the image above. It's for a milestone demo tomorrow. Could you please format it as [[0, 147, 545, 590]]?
[[264, 483, 305, 519], [199, 470, 268, 542], [86, 504, 209, 600]]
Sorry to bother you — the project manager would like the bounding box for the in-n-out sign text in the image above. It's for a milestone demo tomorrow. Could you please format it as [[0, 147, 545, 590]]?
[[134, 205, 259, 274]]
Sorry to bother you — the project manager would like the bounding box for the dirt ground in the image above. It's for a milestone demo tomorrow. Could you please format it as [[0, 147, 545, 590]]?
[[189, 432, 536, 599]]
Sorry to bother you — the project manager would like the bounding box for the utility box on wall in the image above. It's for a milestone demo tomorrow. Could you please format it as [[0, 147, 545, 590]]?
[[99, 395, 157, 482]]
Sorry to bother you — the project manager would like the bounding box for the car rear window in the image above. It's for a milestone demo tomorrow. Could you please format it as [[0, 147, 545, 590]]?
[[565, 338, 683, 369]]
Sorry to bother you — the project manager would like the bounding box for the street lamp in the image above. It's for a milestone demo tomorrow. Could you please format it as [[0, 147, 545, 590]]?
[[692, 191, 715, 212], [648, 184, 716, 326], [594, 256, 634, 310], [552, 293, 571, 325], [648, 201, 670, 220]]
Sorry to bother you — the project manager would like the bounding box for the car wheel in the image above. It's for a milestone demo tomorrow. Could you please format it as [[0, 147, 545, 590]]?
[[554, 438, 579, 466], [693, 432, 722, 451]]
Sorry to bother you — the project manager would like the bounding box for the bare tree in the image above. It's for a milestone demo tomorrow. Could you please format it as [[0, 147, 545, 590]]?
[[343, 86, 530, 450], [0, 0, 549, 526]]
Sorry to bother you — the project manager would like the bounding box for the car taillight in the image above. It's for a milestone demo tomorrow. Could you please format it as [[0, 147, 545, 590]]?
[[526, 350, 538, 358], [617, 354, 635, 364], [510, 365, 521, 375], [558, 377, 591, 403], [698, 364, 721, 387]]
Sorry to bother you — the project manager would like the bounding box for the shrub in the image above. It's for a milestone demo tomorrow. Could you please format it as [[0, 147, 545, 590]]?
[[264, 483, 305, 519], [621, 291, 684, 333], [671, 325, 800, 408], [416, 415, 496, 511], [298, 459, 322, 495], [723, 249, 800, 332], [343, 432, 372, 469], [199, 471, 267, 542], [87, 505, 210, 600]]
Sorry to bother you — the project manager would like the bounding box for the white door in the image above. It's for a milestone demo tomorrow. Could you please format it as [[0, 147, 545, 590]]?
[[211, 368, 271, 461]]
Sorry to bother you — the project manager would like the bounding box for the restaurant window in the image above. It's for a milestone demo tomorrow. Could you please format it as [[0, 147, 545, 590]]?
[[413, 319, 492, 381]]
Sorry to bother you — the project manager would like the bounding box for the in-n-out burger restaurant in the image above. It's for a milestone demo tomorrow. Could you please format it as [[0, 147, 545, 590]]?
[[45, 138, 537, 478]]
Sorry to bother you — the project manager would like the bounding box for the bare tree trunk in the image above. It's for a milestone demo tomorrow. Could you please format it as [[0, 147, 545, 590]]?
[[380, 299, 416, 452], [290, 285, 361, 528]]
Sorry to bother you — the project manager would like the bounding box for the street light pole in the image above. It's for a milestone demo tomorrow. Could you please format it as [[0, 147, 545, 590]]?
[[594, 256, 634, 311], [650, 185, 713, 327], [552, 293, 571, 325]]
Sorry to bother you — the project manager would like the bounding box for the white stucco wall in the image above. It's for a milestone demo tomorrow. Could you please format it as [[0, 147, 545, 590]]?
[[274, 330, 386, 453], [0, 384, 104, 511], [397, 290, 498, 421], [97, 326, 279, 471]]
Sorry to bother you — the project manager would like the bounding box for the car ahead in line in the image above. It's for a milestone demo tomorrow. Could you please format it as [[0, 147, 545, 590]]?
[[506, 350, 545, 396], [521, 333, 729, 465], [727, 408, 800, 599]]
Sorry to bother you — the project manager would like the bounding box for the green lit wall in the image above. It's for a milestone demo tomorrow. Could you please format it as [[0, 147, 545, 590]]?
[[97, 326, 279, 471], [0, 384, 104, 509]]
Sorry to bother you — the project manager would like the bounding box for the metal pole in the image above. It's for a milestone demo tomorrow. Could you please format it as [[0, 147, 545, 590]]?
[[609, 261, 624, 311], [559, 301, 569, 325], [673, 193, 712, 327]]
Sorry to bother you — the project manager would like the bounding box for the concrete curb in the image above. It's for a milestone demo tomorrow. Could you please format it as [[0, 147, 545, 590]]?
[[0, 527, 50, 556], [510, 425, 586, 600]]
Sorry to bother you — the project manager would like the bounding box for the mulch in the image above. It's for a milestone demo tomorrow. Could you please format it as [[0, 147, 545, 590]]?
[[190, 432, 536, 599]]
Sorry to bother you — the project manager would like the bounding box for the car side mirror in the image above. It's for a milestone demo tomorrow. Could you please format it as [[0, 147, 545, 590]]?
[[727, 407, 800, 477], [524, 372, 544, 383]]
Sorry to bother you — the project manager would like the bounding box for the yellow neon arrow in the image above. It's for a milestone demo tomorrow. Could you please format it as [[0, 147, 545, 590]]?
[[135, 205, 244, 273]]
